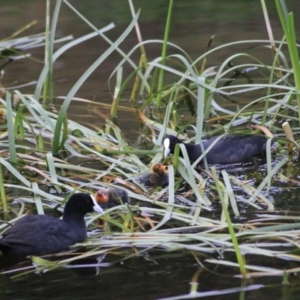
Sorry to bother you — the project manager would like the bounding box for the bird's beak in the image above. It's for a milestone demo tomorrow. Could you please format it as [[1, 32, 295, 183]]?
[[163, 138, 170, 158], [90, 195, 104, 214]]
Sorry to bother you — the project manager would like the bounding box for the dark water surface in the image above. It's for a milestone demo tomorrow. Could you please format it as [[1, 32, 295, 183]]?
[[1, 0, 300, 299], [1, 250, 300, 300]]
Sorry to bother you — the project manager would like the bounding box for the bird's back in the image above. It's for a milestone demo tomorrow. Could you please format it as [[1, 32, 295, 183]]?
[[203, 135, 273, 164], [0, 215, 86, 256]]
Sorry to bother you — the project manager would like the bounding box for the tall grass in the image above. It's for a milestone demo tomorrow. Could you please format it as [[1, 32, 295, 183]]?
[[0, 0, 300, 281], [275, 0, 300, 123]]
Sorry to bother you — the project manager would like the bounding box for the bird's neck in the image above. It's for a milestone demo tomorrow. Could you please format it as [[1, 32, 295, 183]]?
[[185, 143, 202, 162], [62, 210, 85, 227]]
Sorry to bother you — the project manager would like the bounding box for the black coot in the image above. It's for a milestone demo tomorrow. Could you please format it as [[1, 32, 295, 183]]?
[[0, 192, 105, 256], [134, 164, 169, 187], [164, 134, 274, 165]]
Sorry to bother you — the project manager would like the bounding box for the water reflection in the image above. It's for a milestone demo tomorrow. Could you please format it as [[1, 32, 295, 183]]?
[[2, 0, 300, 138], [0, 249, 299, 299], [1, 0, 300, 299]]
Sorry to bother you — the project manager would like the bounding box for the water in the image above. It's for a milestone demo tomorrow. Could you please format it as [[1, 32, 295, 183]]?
[[1, 0, 300, 299], [1, 250, 299, 300], [1, 250, 300, 300]]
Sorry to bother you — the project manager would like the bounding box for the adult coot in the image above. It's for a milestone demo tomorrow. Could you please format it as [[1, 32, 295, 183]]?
[[0, 192, 105, 256], [164, 134, 274, 165]]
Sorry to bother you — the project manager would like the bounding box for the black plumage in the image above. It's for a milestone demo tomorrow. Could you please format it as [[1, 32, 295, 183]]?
[[164, 134, 274, 164]]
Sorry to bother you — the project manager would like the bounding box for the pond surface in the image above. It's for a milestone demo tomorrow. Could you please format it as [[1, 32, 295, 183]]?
[[2, 0, 299, 139], [1, 0, 300, 299], [1, 249, 300, 300]]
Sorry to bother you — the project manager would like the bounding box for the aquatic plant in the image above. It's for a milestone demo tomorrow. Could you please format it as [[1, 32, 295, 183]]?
[[0, 0, 300, 286]]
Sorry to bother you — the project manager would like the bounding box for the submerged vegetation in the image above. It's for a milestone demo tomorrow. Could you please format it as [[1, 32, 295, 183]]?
[[1, 0, 300, 290]]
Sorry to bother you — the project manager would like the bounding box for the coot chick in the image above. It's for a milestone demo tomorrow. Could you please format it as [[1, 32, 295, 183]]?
[[0, 192, 105, 256], [134, 164, 169, 188], [164, 134, 274, 165], [96, 188, 129, 209]]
